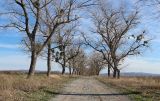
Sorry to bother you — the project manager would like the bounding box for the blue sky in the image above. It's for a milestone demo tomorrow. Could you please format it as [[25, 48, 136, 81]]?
[[0, 0, 160, 74]]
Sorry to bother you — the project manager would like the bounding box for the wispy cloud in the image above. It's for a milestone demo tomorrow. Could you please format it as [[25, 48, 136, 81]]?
[[0, 43, 20, 49], [122, 57, 160, 74], [0, 54, 62, 71]]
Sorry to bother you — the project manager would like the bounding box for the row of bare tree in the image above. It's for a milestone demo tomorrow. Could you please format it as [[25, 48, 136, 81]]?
[[1, 0, 94, 78], [0, 0, 154, 79]]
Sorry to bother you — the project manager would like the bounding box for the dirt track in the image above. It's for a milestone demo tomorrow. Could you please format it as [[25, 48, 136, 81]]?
[[50, 77, 130, 101]]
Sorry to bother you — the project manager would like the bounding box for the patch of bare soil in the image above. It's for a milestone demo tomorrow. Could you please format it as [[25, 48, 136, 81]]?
[[50, 74, 62, 80]]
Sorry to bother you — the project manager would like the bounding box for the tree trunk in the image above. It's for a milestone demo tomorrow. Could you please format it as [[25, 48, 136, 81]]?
[[117, 69, 120, 79], [96, 69, 100, 75], [113, 60, 118, 78], [68, 62, 72, 75], [96, 72, 99, 75], [75, 69, 78, 75], [61, 47, 66, 75], [72, 68, 75, 75], [47, 43, 52, 77], [27, 50, 37, 78], [113, 69, 117, 78], [62, 65, 65, 74], [69, 67, 72, 75], [108, 64, 111, 77]]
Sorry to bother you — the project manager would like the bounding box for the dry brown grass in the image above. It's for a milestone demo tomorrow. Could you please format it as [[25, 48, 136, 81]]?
[[97, 76, 160, 101], [0, 73, 76, 101]]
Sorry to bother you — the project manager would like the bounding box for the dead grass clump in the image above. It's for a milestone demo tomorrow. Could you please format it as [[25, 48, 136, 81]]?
[[0, 74, 13, 91], [12, 78, 41, 92], [103, 77, 160, 90], [0, 90, 13, 101], [0, 73, 73, 101], [97, 76, 160, 101], [140, 85, 160, 90]]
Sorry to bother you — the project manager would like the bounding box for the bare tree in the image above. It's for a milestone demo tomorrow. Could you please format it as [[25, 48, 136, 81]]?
[[2, 0, 94, 78], [52, 24, 82, 74], [83, 0, 150, 78], [69, 48, 86, 75], [66, 46, 81, 75], [87, 52, 106, 75]]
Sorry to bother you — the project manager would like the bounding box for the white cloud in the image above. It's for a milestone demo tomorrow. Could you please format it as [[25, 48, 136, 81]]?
[[0, 54, 62, 71], [0, 43, 20, 49], [121, 57, 160, 74], [0, 53, 160, 74], [0, 54, 29, 70]]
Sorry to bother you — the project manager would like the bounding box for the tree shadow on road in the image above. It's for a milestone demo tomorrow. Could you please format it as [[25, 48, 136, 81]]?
[[45, 90, 141, 96]]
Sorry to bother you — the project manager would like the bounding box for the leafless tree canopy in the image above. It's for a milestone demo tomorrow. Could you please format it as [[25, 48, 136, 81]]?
[[1, 0, 94, 78], [87, 52, 106, 75], [0, 0, 152, 79], [51, 24, 82, 74], [83, 0, 150, 78]]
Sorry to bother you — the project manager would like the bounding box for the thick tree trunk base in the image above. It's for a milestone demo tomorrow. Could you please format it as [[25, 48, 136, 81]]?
[[117, 69, 120, 79], [113, 69, 117, 78], [72, 69, 75, 75], [27, 52, 37, 79], [47, 43, 52, 77], [62, 67, 65, 75], [69, 67, 72, 75], [108, 67, 110, 77], [47, 71, 51, 77], [47, 63, 51, 77]]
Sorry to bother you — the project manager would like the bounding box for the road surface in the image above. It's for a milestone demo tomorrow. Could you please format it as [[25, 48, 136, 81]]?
[[50, 77, 131, 101]]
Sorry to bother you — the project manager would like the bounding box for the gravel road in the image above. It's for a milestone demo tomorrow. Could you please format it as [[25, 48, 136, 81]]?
[[50, 77, 130, 101]]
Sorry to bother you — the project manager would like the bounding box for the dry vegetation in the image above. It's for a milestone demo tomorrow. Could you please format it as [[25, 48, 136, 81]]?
[[0, 73, 76, 101], [96, 76, 160, 101]]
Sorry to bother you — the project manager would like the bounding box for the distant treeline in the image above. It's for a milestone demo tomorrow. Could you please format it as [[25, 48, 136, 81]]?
[[0, 70, 62, 75]]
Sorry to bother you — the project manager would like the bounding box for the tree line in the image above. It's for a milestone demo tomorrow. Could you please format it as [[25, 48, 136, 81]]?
[[0, 0, 154, 79]]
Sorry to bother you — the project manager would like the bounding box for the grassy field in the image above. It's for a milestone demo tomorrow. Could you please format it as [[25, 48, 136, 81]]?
[[96, 76, 160, 101], [1, 73, 160, 101], [0, 73, 76, 101]]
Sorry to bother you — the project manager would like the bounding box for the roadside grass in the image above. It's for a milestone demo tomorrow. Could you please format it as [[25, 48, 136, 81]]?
[[96, 76, 160, 101], [0, 73, 77, 101]]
